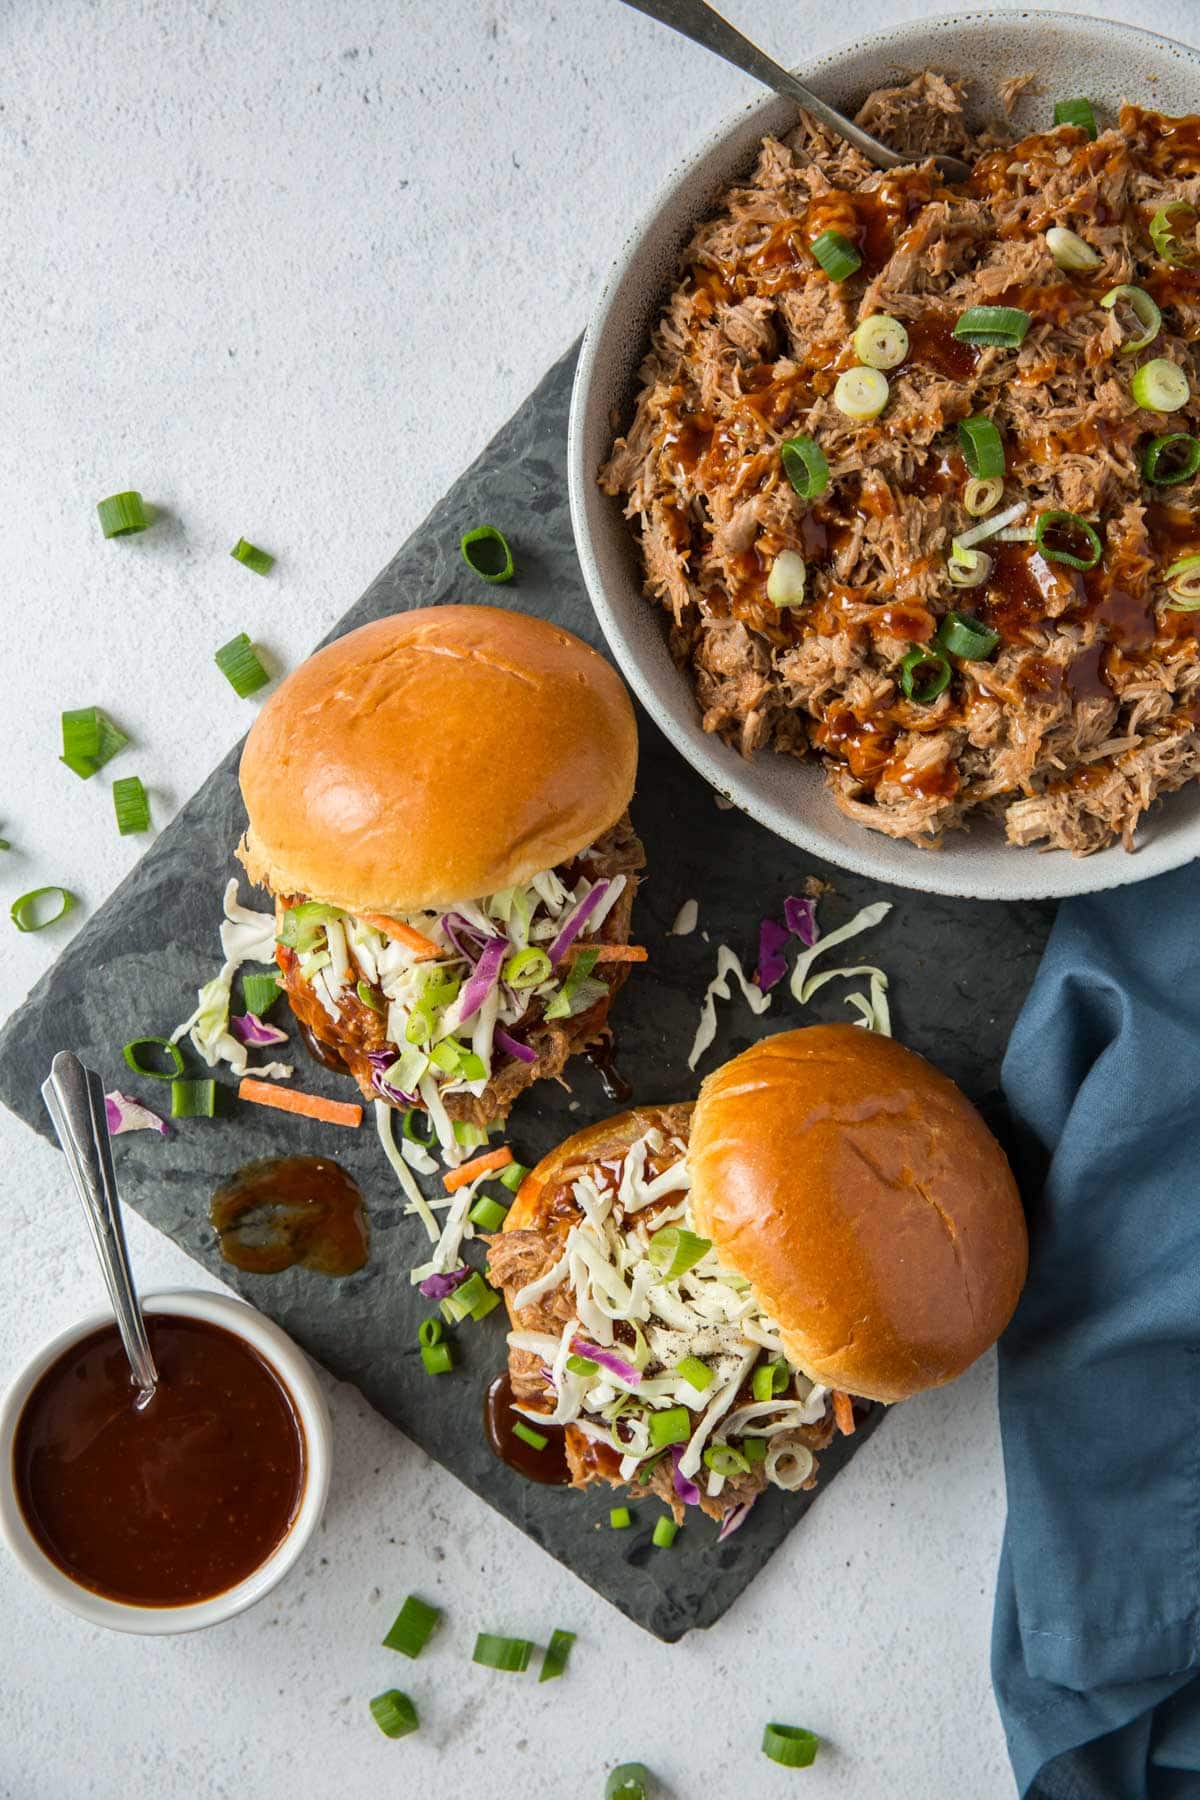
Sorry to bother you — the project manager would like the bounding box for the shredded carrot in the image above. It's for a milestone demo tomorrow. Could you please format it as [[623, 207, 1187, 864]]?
[[833, 1390, 857, 1437], [360, 914, 442, 960], [443, 1146, 514, 1192], [563, 943, 649, 964], [238, 1078, 363, 1129]]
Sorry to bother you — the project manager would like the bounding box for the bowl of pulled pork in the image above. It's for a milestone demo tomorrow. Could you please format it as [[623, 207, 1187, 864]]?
[[569, 12, 1200, 898]]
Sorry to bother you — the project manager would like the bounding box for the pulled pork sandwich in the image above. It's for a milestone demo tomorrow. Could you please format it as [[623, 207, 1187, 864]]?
[[487, 1023, 1027, 1526], [237, 606, 643, 1159]]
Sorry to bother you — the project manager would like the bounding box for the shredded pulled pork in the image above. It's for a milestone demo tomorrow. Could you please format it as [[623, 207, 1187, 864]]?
[[600, 76, 1200, 855]]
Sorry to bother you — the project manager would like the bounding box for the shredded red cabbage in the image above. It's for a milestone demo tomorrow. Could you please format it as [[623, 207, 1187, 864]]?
[[365, 1050, 416, 1107], [495, 1026, 537, 1065], [548, 881, 610, 967], [755, 918, 791, 993], [783, 895, 820, 947], [716, 1498, 757, 1542], [458, 934, 508, 1023], [418, 1265, 472, 1300], [671, 1445, 701, 1507], [439, 911, 489, 961], [104, 1091, 168, 1137], [570, 1336, 642, 1386], [230, 1012, 290, 1048]]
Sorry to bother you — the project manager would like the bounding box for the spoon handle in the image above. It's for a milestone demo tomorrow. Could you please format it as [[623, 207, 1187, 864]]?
[[41, 1050, 159, 1400]]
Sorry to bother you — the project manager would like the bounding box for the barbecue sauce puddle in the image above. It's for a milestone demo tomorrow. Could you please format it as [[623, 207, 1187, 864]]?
[[484, 1371, 571, 1485], [210, 1155, 368, 1276]]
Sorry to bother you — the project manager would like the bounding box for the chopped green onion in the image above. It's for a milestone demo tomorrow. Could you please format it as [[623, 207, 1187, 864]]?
[[899, 646, 952, 704], [651, 1516, 678, 1549], [96, 491, 149, 538], [383, 1595, 441, 1659], [762, 1723, 820, 1768], [606, 1765, 652, 1800], [402, 1106, 437, 1148], [277, 899, 344, 952], [674, 1355, 714, 1393], [11, 886, 76, 933], [539, 1628, 576, 1682], [851, 313, 909, 369], [647, 1407, 692, 1450], [1035, 510, 1103, 569], [609, 1506, 632, 1529], [171, 1078, 216, 1119], [780, 434, 829, 499], [957, 416, 1005, 480], [230, 537, 274, 575], [429, 1039, 487, 1080], [472, 1632, 533, 1672], [421, 1342, 453, 1376], [646, 1225, 711, 1280], [953, 306, 1031, 348], [1053, 96, 1098, 138], [0, 840, 9, 852], [956, 499, 1028, 550], [441, 1270, 492, 1323], [809, 228, 861, 282], [1131, 357, 1190, 414], [502, 946, 551, 988], [469, 1195, 509, 1231], [567, 1353, 599, 1377], [751, 1359, 791, 1403], [833, 366, 889, 420], [59, 707, 129, 780], [452, 1119, 490, 1148], [703, 1444, 750, 1477], [122, 1036, 184, 1080], [214, 632, 270, 697], [1100, 285, 1162, 355], [241, 971, 281, 1015], [1045, 226, 1102, 271], [498, 1160, 530, 1192], [543, 946, 602, 1021], [766, 549, 808, 608], [947, 543, 991, 588], [964, 476, 1004, 517], [1149, 201, 1199, 267], [418, 1317, 443, 1349], [741, 1436, 768, 1464], [369, 1689, 418, 1739], [356, 977, 384, 1012], [112, 775, 150, 836], [404, 1000, 436, 1044], [460, 524, 515, 584], [1164, 554, 1200, 607], [1143, 433, 1200, 486], [512, 1420, 549, 1452], [936, 611, 1001, 660]]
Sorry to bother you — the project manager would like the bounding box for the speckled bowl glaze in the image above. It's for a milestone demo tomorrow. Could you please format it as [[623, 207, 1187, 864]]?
[[569, 11, 1200, 901]]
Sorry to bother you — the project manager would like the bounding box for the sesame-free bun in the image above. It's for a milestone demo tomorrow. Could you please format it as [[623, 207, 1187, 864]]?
[[688, 1025, 1028, 1404], [238, 606, 638, 912]]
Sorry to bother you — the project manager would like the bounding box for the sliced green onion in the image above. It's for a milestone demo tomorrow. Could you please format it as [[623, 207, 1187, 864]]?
[[472, 1632, 533, 1672], [1131, 357, 1190, 414], [112, 775, 150, 836], [230, 537, 274, 575], [1143, 433, 1200, 485], [833, 366, 889, 420], [1164, 554, 1200, 607], [674, 1355, 714, 1392], [646, 1225, 711, 1280], [502, 946, 551, 988], [899, 646, 952, 703], [1149, 201, 1199, 267], [452, 1119, 491, 1149], [369, 1689, 419, 1739], [957, 416, 1005, 480], [1100, 285, 1161, 354], [122, 1036, 184, 1079], [1035, 510, 1103, 569], [11, 886, 76, 933], [751, 1359, 791, 1403], [953, 306, 1031, 348], [404, 1000, 435, 1045], [741, 1436, 768, 1464], [780, 434, 829, 500], [851, 313, 908, 369], [1053, 96, 1098, 138], [947, 544, 991, 588], [60, 707, 129, 780], [763, 1723, 820, 1769], [402, 1106, 436, 1148], [0, 840, 9, 852], [498, 1160, 530, 1192], [809, 228, 861, 281], [543, 945, 602, 1021], [964, 476, 1004, 517], [512, 1420, 549, 1452], [704, 1444, 750, 1477], [469, 1195, 509, 1231], [383, 1595, 441, 1659], [171, 1077, 216, 1118], [539, 1628, 576, 1683], [610, 1506, 632, 1529], [441, 1270, 492, 1323], [936, 611, 1001, 660], [429, 1039, 487, 1080], [418, 1318, 443, 1349], [956, 499, 1028, 550], [651, 1516, 678, 1549], [766, 549, 808, 608], [567, 1353, 599, 1377], [421, 1342, 453, 1376], [606, 1765, 651, 1800], [214, 632, 270, 697], [647, 1407, 692, 1450], [96, 490, 148, 538], [1045, 226, 1102, 272], [241, 971, 280, 1015], [460, 524, 515, 584], [277, 899, 344, 952], [356, 977, 384, 1012]]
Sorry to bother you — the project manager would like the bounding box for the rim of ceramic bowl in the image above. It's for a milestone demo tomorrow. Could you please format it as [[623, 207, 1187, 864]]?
[[569, 10, 1200, 901], [0, 1288, 331, 1635]]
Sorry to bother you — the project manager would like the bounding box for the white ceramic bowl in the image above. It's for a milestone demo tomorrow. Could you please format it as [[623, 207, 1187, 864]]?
[[0, 1289, 331, 1634], [570, 10, 1200, 900]]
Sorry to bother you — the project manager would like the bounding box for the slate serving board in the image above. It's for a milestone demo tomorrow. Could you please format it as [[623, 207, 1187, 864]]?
[[0, 341, 1055, 1640]]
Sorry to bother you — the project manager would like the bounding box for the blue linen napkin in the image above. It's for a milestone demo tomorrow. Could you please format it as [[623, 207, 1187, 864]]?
[[993, 861, 1200, 1797]]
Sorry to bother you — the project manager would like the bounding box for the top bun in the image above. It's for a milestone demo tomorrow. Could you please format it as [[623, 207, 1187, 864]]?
[[238, 606, 638, 912], [689, 1025, 1027, 1403]]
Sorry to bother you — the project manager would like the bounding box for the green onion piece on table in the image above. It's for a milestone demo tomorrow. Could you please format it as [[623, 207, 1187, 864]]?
[[1035, 511, 1104, 569], [851, 313, 909, 369], [60, 707, 130, 780], [383, 1595, 441, 1658], [809, 228, 861, 281], [402, 1107, 437, 1148], [1100, 285, 1161, 354], [1130, 358, 1191, 414], [122, 1036, 184, 1079], [112, 775, 151, 836], [452, 1119, 490, 1149], [953, 306, 1031, 348], [1142, 433, 1200, 485], [421, 1342, 453, 1376], [899, 646, 952, 704], [1053, 96, 1098, 138], [936, 611, 1001, 660], [609, 1506, 632, 1529], [96, 490, 149, 538], [498, 1160, 530, 1192], [762, 1723, 820, 1768], [230, 537, 275, 575], [512, 1420, 549, 1452], [241, 971, 281, 1016], [472, 1632, 534, 1673], [833, 366, 889, 420], [0, 840, 9, 852], [647, 1407, 692, 1450], [646, 1224, 710, 1280], [957, 416, 1005, 480], [368, 1689, 419, 1739], [1045, 226, 1102, 271], [170, 1078, 216, 1119], [214, 632, 271, 697], [460, 524, 515, 584], [606, 1764, 652, 1800], [780, 434, 829, 499], [468, 1195, 509, 1231], [418, 1318, 443, 1349], [651, 1516, 678, 1549], [674, 1355, 714, 1392], [539, 1628, 576, 1682], [1149, 201, 1199, 267], [11, 887, 75, 933]]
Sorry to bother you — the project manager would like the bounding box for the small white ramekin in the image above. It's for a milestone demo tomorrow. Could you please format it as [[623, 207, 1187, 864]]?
[[0, 1288, 331, 1634]]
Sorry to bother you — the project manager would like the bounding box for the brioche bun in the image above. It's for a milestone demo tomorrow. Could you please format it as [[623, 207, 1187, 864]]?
[[238, 606, 637, 911]]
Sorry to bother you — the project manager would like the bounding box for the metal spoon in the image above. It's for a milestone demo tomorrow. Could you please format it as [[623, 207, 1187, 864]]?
[[618, 0, 972, 183], [41, 1050, 159, 1405]]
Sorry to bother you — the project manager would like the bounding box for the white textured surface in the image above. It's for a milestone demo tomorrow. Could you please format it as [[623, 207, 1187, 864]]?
[[1, 2, 1192, 1794]]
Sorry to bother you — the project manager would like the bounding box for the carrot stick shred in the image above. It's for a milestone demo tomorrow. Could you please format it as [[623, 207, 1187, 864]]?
[[443, 1146, 514, 1192], [833, 1390, 857, 1436], [563, 943, 649, 964], [238, 1078, 363, 1129], [360, 914, 442, 960]]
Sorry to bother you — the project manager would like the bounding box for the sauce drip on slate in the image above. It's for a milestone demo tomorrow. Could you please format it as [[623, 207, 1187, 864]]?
[[295, 1017, 349, 1073], [210, 1155, 368, 1276], [13, 1315, 305, 1606], [484, 1371, 570, 1485], [586, 1038, 633, 1104]]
